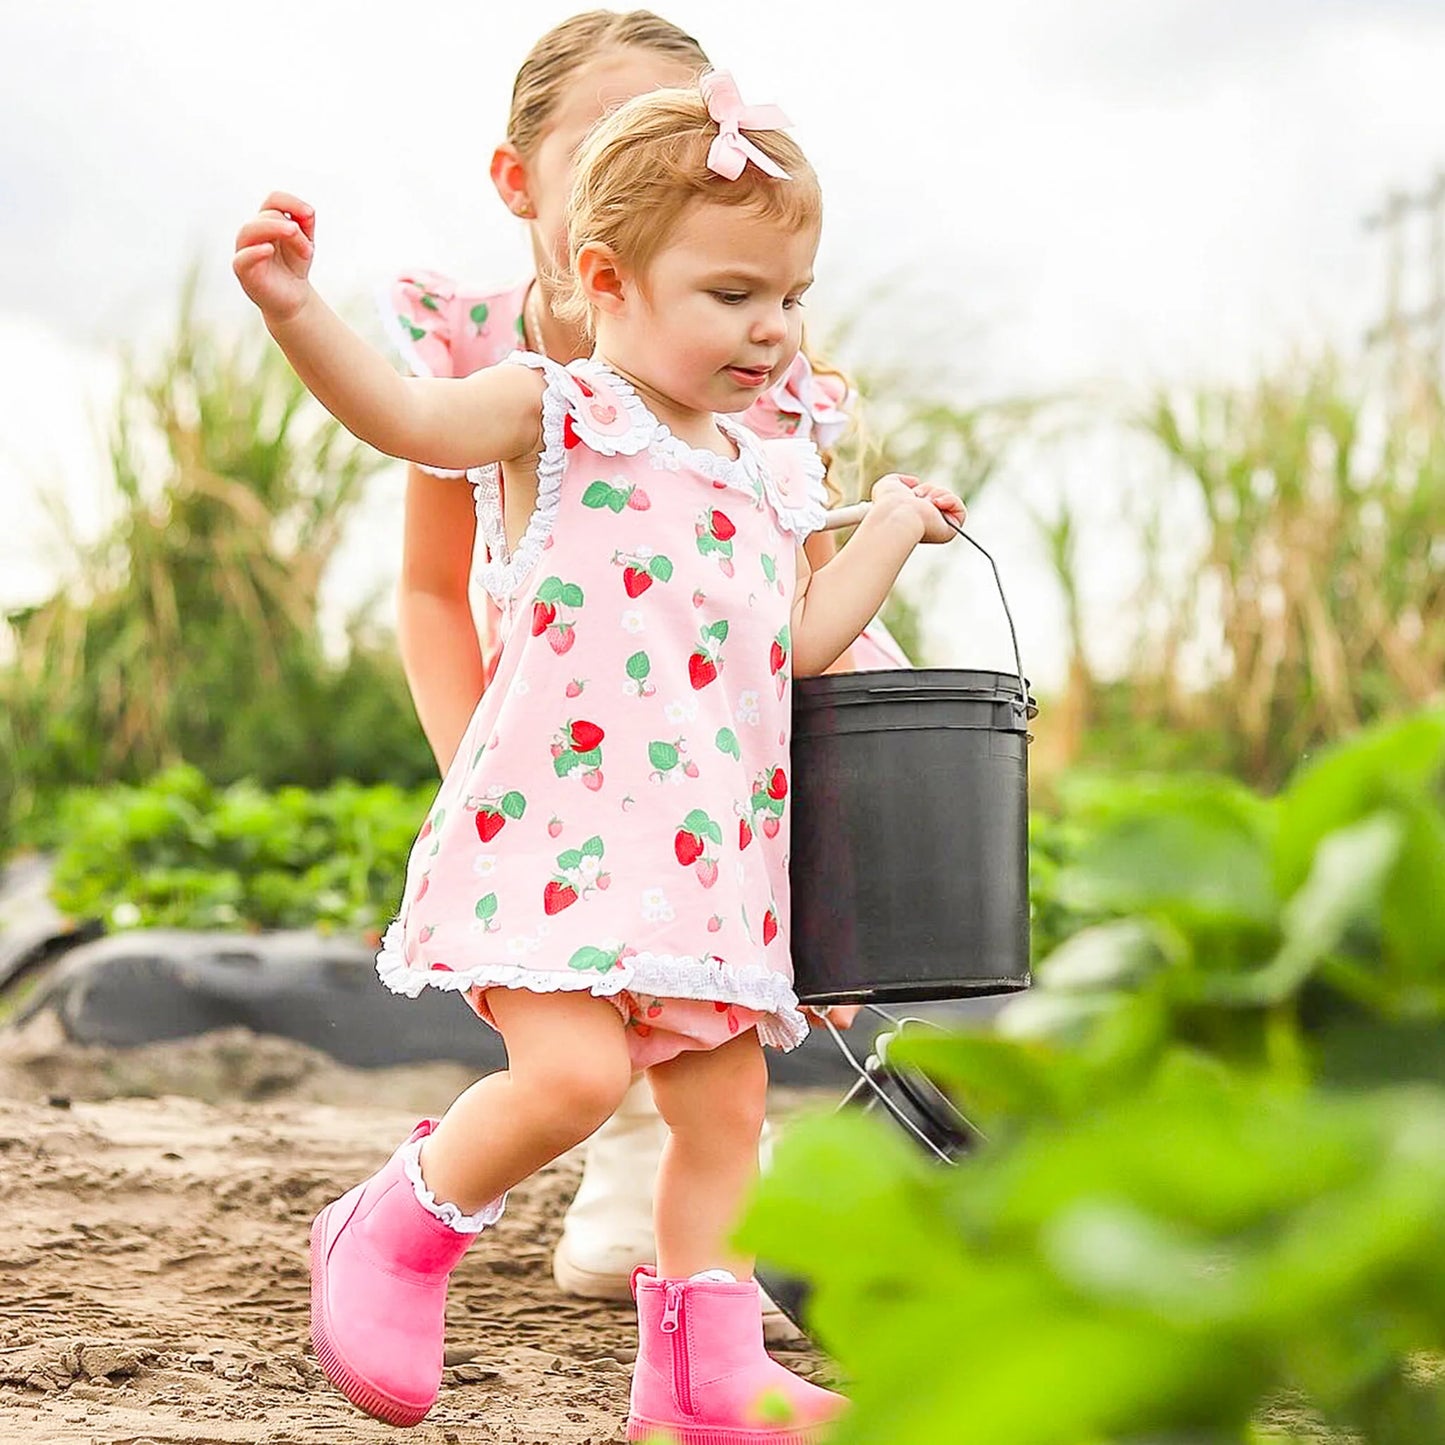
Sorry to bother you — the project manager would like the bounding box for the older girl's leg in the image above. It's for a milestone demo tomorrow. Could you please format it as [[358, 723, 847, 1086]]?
[[647, 1028, 768, 1279]]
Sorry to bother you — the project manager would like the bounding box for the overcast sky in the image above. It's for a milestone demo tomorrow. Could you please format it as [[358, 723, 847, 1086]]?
[[2, 0, 1442, 687]]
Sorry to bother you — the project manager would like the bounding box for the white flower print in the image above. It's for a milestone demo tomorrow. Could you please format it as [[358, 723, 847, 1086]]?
[[634, 544, 654, 561], [624, 679, 641, 697], [472, 855, 499, 877], [641, 888, 675, 923], [513, 677, 530, 697], [662, 697, 700, 724], [621, 611, 645, 634], [739, 690, 761, 726], [506, 936, 530, 958], [580, 856, 602, 881]]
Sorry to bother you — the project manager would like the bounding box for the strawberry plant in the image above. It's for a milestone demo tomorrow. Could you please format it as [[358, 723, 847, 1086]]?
[[743, 710, 1445, 1444]]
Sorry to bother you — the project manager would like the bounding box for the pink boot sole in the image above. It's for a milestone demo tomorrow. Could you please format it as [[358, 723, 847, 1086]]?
[[310, 1203, 429, 1427], [627, 1420, 833, 1444]]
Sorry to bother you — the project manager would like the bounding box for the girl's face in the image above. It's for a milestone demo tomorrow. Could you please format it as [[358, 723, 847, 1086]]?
[[601, 201, 820, 418], [509, 49, 698, 275]]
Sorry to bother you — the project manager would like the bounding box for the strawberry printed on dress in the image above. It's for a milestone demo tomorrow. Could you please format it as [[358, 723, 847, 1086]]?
[[552, 720, 605, 790], [688, 620, 729, 690], [647, 737, 699, 783], [532, 576, 586, 655], [769, 624, 791, 699], [739, 767, 787, 842], [469, 789, 527, 843], [696, 508, 737, 577], [612, 547, 675, 598], [584, 479, 653, 514], [674, 808, 723, 890], [544, 834, 611, 915]]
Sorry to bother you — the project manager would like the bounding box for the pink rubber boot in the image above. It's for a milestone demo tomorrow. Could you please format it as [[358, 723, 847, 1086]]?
[[627, 1268, 847, 1444], [309, 1119, 504, 1426]]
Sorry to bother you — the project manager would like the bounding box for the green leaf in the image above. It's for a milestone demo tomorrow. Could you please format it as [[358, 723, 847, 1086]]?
[[574, 747, 602, 768], [581, 834, 605, 858], [716, 728, 740, 759], [469, 301, 489, 326], [537, 576, 564, 604], [475, 892, 497, 920], [697, 535, 719, 556], [1209, 813, 1404, 1005], [761, 554, 777, 582], [702, 821, 723, 845], [568, 945, 615, 972], [400, 317, 426, 342], [684, 809, 713, 834], [582, 481, 615, 510], [420, 293, 439, 311], [1057, 775, 1277, 932], [557, 849, 583, 870], [650, 556, 674, 581], [627, 652, 651, 681], [707, 620, 730, 644], [606, 491, 628, 513], [560, 583, 585, 608], [554, 751, 583, 778], [650, 741, 680, 771], [1275, 712, 1445, 897], [500, 791, 527, 819]]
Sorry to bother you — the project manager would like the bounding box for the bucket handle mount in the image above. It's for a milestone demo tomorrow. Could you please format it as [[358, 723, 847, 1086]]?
[[823, 503, 1033, 728]]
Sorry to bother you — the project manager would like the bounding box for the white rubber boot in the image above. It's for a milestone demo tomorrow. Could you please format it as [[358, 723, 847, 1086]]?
[[552, 1077, 802, 1343], [553, 1075, 664, 1301]]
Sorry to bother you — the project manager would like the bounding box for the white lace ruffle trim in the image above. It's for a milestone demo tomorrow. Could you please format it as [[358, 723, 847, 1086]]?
[[470, 354, 566, 603], [755, 436, 829, 540], [470, 463, 509, 567], [398, 1136, 508, 1235], [376, 922, 809, 1051]]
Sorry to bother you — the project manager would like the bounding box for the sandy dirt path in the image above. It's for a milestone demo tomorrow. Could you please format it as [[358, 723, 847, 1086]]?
[[0, 1024, 832, 1445]]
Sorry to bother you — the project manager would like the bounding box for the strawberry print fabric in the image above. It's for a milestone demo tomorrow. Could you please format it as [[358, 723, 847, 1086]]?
[[377, 354, 829, 1055]]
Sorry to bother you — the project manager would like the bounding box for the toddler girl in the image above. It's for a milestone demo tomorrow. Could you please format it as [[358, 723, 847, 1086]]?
[[234, 70, 962, 1444]]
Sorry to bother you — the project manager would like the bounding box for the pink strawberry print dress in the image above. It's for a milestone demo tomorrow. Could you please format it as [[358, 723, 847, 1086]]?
[[376, 352, 829, 1065], [381, 272, 911, 675]]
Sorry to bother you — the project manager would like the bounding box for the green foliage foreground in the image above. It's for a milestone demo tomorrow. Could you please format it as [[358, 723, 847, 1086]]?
[[743, 709, 1445, 1444]]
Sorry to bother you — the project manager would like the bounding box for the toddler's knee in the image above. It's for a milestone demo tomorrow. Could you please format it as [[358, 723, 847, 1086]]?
[[526, 1054, 632, 1140], [663, 1047, 768, 1144], [709, 1069, 768, 1145]]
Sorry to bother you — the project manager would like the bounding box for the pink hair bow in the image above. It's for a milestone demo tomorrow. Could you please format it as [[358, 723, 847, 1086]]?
[[700, 70, 792, 182]]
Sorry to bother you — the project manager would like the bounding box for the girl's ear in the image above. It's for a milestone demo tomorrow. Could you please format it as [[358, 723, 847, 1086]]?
[[577, 242, 628, 315], [490, 143, 536, 219]]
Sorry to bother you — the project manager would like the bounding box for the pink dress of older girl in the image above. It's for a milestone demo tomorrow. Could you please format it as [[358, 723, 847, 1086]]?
[[377, 352, 833, 1069], [381, 272, 910, 675]]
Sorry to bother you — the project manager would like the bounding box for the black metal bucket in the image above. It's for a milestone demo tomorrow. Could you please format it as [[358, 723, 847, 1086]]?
[[789, 534, 1036, 1005], [756, 1011, 982, 1330]]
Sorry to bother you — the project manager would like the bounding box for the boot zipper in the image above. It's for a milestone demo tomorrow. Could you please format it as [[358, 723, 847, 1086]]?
[[660, 1282, 694, 1415]]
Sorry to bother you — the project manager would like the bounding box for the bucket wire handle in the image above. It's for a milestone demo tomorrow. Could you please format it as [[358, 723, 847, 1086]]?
[[823, 502, 1032, 722], [818, 1009, 991, 1158]]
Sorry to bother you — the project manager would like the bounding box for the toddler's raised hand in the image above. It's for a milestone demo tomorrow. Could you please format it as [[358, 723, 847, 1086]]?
[[233, 191, 317, 323], [870, 473, 966, 545]]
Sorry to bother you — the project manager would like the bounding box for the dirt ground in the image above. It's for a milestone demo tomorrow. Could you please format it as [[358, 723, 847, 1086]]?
[[0, 1016, 833, 1445]]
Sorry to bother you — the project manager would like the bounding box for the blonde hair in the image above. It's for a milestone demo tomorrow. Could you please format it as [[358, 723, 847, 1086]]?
[[506, 10, 709, 157], [557, 85, 823, 330]]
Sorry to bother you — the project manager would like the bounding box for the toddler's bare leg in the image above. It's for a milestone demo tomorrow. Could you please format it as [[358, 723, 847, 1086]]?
[[647, 1030, 768, 1279], [419, 989, 632, 1214]]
